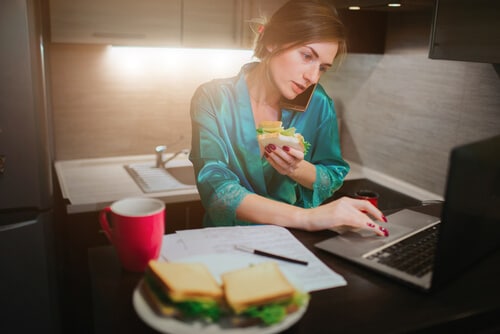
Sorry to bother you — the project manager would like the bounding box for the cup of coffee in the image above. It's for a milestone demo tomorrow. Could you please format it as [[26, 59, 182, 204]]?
[[99, 197, 165, 272], [354, 190, 379, 208]]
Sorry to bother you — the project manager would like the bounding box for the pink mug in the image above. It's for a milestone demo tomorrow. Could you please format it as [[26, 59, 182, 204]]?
[[99, 197, 165, 272]]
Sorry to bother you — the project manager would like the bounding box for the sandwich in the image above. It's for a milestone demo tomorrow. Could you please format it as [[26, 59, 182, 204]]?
[[221, 262, 310, 326], [256, 121, 310, 154], [141, 260, 224, 322]]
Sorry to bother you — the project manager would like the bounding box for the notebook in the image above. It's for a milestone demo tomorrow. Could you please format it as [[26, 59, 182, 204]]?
[[315, 135, 500, 291]]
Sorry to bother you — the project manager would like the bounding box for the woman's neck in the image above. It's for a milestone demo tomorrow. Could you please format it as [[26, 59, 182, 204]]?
[[246, 62, 282, 125], [246, 62, 281, 108]]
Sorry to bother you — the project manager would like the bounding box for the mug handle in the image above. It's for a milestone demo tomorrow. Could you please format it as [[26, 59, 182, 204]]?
[[99, 206, 113, 243]]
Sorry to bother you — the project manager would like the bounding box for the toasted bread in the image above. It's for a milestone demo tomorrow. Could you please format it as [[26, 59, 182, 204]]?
[[221, 262, 296, 313], [147, 261, 223, 302], [258, 121, 283, 132], [257, 132, 305, 152]]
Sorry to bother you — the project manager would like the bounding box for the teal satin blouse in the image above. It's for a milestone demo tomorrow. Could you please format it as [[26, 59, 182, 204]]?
[[189, 63, 349, 227]]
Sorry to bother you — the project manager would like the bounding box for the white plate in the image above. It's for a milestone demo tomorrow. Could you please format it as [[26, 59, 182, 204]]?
[[132, 254, 309, 334]]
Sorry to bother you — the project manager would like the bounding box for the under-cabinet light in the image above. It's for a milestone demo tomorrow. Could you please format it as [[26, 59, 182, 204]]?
[[105, 46, 254, 78]]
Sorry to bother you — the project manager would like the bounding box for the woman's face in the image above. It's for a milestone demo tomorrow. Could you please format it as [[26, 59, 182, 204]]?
[[268, 42, 339, 100]]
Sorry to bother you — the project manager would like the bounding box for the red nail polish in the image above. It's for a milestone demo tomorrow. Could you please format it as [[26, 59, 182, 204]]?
[[382, 215, 388, 223], [379, 226, 389, 237], [283, 145, 290, 152], [269, 144, 276, 150], [367, 222, 375, 228], [265, 145, 272, 153]]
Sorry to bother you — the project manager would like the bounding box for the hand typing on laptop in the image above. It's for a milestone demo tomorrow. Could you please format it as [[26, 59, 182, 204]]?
[[309, 197, 389, 237]]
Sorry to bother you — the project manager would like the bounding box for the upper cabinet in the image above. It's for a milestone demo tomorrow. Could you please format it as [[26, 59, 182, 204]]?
[[50, 0, 390, 52], [49, 0, 183, 46], [49, 0, 286, 48], [429, 0, 500, 64], [182, 0, 240, 48]]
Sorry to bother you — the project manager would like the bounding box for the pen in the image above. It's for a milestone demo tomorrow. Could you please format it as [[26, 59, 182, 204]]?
[[235, 245, 308, 266]]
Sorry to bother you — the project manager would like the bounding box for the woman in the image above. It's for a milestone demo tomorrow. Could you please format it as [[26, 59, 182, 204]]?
[[189, 0, 388, 236]]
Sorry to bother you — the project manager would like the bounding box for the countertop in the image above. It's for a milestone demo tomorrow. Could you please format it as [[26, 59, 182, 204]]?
[[54, 152, 200, 214], [55, 154, 442, 214]]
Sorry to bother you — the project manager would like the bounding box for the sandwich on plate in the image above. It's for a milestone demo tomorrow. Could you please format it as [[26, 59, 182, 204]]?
[[256, 121, 310, 154], [141, 261, 224, 322], [221, 262, 310, 326], [140, 260, 309, 327]]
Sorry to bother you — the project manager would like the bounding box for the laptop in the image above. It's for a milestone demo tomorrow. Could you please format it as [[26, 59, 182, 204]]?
[[315, 135, 500, 291]]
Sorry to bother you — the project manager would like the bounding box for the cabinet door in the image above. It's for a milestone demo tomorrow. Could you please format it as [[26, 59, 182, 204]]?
[[50, 0, 182, 46], [429, 0, 500, 63], [182, 0, 241, 48]]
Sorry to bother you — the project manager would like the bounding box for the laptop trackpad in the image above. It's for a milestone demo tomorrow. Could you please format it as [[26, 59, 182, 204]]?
[[333, 224, 413, 256], [315, 209, 439, 258]]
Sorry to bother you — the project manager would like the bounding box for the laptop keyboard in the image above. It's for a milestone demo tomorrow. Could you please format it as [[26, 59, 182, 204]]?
[[365, 225, 439, 278]]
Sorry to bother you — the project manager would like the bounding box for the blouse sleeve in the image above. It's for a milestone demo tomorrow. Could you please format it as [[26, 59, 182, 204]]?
[[295, 93, 350, 208], [189, 84, 252, 226]]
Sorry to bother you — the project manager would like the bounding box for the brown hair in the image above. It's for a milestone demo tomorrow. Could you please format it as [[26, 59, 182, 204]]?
[[252, 0, 347, 65]]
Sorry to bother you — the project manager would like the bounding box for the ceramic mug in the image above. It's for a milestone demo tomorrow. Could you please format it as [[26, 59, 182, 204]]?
[[354, 190, 380, 208], [99, 197, 165, 272]]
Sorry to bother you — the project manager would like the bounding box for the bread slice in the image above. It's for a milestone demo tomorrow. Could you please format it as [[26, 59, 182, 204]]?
[[221, 262, 296, 313], [140, 280, 180, 317], [257, 132, 305, 152], [148, 261, 223, 302], [258, 121, 283, 132]]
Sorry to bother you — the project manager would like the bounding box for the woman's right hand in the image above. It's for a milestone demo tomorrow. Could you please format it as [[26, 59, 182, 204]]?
[[306, 197, 389, 236]]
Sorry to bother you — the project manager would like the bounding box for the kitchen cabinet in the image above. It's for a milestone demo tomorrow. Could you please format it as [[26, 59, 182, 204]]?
[[49, 0, 183, 46], [182, 0, 241, 48], [338, 9, 388, 54], [49, 0, 243, 47], [429, 0, 500, 63], [49, 0, 289, 48]]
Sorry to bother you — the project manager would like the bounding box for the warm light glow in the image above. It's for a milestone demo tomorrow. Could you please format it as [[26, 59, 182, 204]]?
[[348, 6, 361, 10], [106, 46, 254, 78], [388, 3, 402, 7]]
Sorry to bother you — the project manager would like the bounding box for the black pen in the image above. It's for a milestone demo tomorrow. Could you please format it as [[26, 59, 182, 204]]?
[[235, 245, 308, 266]]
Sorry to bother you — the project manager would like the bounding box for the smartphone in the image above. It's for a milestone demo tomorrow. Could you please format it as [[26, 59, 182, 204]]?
[[279, 84, 316, 112]]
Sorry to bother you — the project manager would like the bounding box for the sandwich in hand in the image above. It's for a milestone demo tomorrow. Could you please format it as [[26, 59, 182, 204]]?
[[221, 262, 309, 326], [256, 121, 310, 154], [141, 260, 224, 322]]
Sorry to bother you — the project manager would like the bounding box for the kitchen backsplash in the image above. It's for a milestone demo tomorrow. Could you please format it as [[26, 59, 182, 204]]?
[[49, 11, 500, 197], [49, 45, 254, 160], [322, 11, 500, 196]]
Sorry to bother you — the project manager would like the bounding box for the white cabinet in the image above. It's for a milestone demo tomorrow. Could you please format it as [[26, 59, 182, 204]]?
[[50, 0, 183, 46], [182, 0, 241, 48], [49, 0, 287, 48]]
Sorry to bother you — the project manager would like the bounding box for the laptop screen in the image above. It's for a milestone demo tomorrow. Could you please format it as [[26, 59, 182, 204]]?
[[432, 135, 500, 289]]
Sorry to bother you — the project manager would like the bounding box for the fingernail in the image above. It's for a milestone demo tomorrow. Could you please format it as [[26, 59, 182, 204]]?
[[382, 215, 388, 223], [265, 145, 273, 153], [283, 145, 290, 152], [379, 226, 389, 237], [268, 144, 276, 151], [366, 222, 375, 228], [264, 152, 269, 158]]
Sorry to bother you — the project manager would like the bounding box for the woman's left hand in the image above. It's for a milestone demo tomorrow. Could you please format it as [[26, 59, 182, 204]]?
[[264, 144, 304, 175]]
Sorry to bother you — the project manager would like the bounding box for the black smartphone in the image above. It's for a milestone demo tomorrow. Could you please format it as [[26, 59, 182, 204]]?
[[279, 84, 316, 112]]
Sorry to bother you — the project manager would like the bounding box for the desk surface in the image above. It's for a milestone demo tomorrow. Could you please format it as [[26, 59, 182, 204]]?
[[89, 205, 500, 334]]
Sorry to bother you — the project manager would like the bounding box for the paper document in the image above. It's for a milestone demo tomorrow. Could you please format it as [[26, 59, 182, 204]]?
[[160, 225, 346, 292]]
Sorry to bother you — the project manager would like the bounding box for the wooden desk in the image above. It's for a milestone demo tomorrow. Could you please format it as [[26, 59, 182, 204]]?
[[89, 205, 500, 334]]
